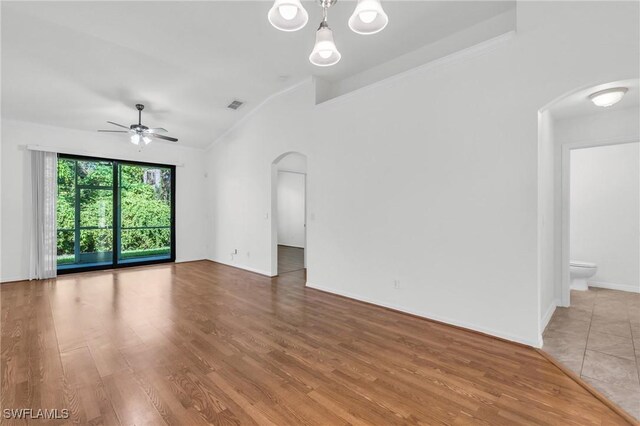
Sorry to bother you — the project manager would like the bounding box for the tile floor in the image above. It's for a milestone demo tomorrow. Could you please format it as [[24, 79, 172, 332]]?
[[543, 288, 640, 420]]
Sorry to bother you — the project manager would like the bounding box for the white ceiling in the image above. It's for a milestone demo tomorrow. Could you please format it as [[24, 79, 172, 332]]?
[[2, 1, 515, 149]]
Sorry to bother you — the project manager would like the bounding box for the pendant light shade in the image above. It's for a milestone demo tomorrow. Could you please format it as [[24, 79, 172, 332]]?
[[268, 0, 308, 32], [348, 0, 388, 34], [270, 0, 387, 64], [130, 133, 141, 145], [309, 22, 341, 67]]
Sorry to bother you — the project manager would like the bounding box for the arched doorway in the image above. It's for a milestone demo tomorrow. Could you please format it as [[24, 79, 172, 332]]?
[[270, 152, 308, 276], [538, 78, 638, 332], [537, 78, 639, 419]]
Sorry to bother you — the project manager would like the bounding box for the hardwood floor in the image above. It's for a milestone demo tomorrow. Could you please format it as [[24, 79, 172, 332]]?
[[277, 245, 305, 274], [0, 261, 631, 425]]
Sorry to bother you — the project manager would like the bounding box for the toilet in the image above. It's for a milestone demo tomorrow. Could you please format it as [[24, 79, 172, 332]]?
[[569, 260, 597, 291]]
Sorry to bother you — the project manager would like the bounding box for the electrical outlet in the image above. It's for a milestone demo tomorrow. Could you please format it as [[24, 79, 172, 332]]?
[[393, 280, 401, 289]]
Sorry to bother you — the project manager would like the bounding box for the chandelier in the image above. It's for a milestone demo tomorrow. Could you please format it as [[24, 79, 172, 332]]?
[[268, 0, 389, 67]]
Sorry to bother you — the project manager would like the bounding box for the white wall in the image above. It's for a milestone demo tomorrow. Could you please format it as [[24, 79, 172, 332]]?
[[321, 9, 516, 103], [205, 84, 315, 275], [570, 143, 639, 291], [277, 171, 305, 248], [538, 110, 557, 330], [205, 1, 639, 346], [555, 107, 640, 145], [1, 119, 208, 282]]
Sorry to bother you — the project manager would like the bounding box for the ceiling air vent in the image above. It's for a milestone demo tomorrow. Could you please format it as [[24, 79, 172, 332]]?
[[227, 100, 244, 110]]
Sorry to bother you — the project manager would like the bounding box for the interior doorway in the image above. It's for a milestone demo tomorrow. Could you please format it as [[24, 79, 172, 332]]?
[[537, 79, 639, 420], [271, 152, 307, 275], [537, 78, 638, 328]]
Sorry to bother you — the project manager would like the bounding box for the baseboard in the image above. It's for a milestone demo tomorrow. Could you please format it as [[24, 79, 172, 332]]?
[[541, 299, 559, 333], [208, 258, 274, 277], [277, 244, 304, 249], [175, 258, 207, 264], [305, 282, 541, 348], [0, 276, 29, 284], [589, 280, 640, 293]]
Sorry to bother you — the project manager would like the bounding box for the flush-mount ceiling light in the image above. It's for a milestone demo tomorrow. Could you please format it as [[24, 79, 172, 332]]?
[[268, 0, 309, 32], [268, 0, 388, 67], [348, 0, 388, 34], [589, 87, 628, 107]]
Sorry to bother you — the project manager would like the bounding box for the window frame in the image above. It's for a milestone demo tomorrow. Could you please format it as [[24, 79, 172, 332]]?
[[57, 153, 176, 275]]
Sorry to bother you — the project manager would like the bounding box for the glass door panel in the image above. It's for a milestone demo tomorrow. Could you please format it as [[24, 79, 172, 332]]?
[[56, 158, 76, 266], [118, 163, 173, 263], [77, 160, 113, 186], [78, 188, 113, 266], [57, 158, 114, 269], [79, 229, 113, 264], [56, 155, 175, 273]]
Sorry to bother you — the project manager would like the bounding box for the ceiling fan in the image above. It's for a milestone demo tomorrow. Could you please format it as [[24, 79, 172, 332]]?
[[98, 104, 178, 145]]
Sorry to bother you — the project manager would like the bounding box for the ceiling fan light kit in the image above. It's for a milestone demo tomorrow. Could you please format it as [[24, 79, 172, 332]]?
[[98, 103, 178, 146], [268, 0, 388, 67]]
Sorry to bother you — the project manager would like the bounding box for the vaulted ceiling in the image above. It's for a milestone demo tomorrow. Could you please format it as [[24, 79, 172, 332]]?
[[2, 1, 515, 148]]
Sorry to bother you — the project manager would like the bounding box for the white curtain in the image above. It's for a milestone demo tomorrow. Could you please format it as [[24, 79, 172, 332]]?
[[30, 151, 58, 280]]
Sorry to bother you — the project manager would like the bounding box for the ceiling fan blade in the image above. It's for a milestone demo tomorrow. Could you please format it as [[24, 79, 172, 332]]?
[[98, 130, 129, 133], [107, 121, 131, 129], [151, 134, 178, 142], [145, 128, 168, 133]]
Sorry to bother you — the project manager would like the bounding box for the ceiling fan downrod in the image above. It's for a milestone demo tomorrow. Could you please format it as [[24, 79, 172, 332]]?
[[136, 103, 144, 125]]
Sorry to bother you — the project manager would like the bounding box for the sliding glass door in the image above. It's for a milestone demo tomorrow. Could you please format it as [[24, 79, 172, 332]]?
[[57, 155, 175, 273], [57, 157, 114, 268], [118, 163, 173, 263]]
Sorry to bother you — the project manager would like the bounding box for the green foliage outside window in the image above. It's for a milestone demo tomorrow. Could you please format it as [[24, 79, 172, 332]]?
[[57, 159, 172, 264]]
